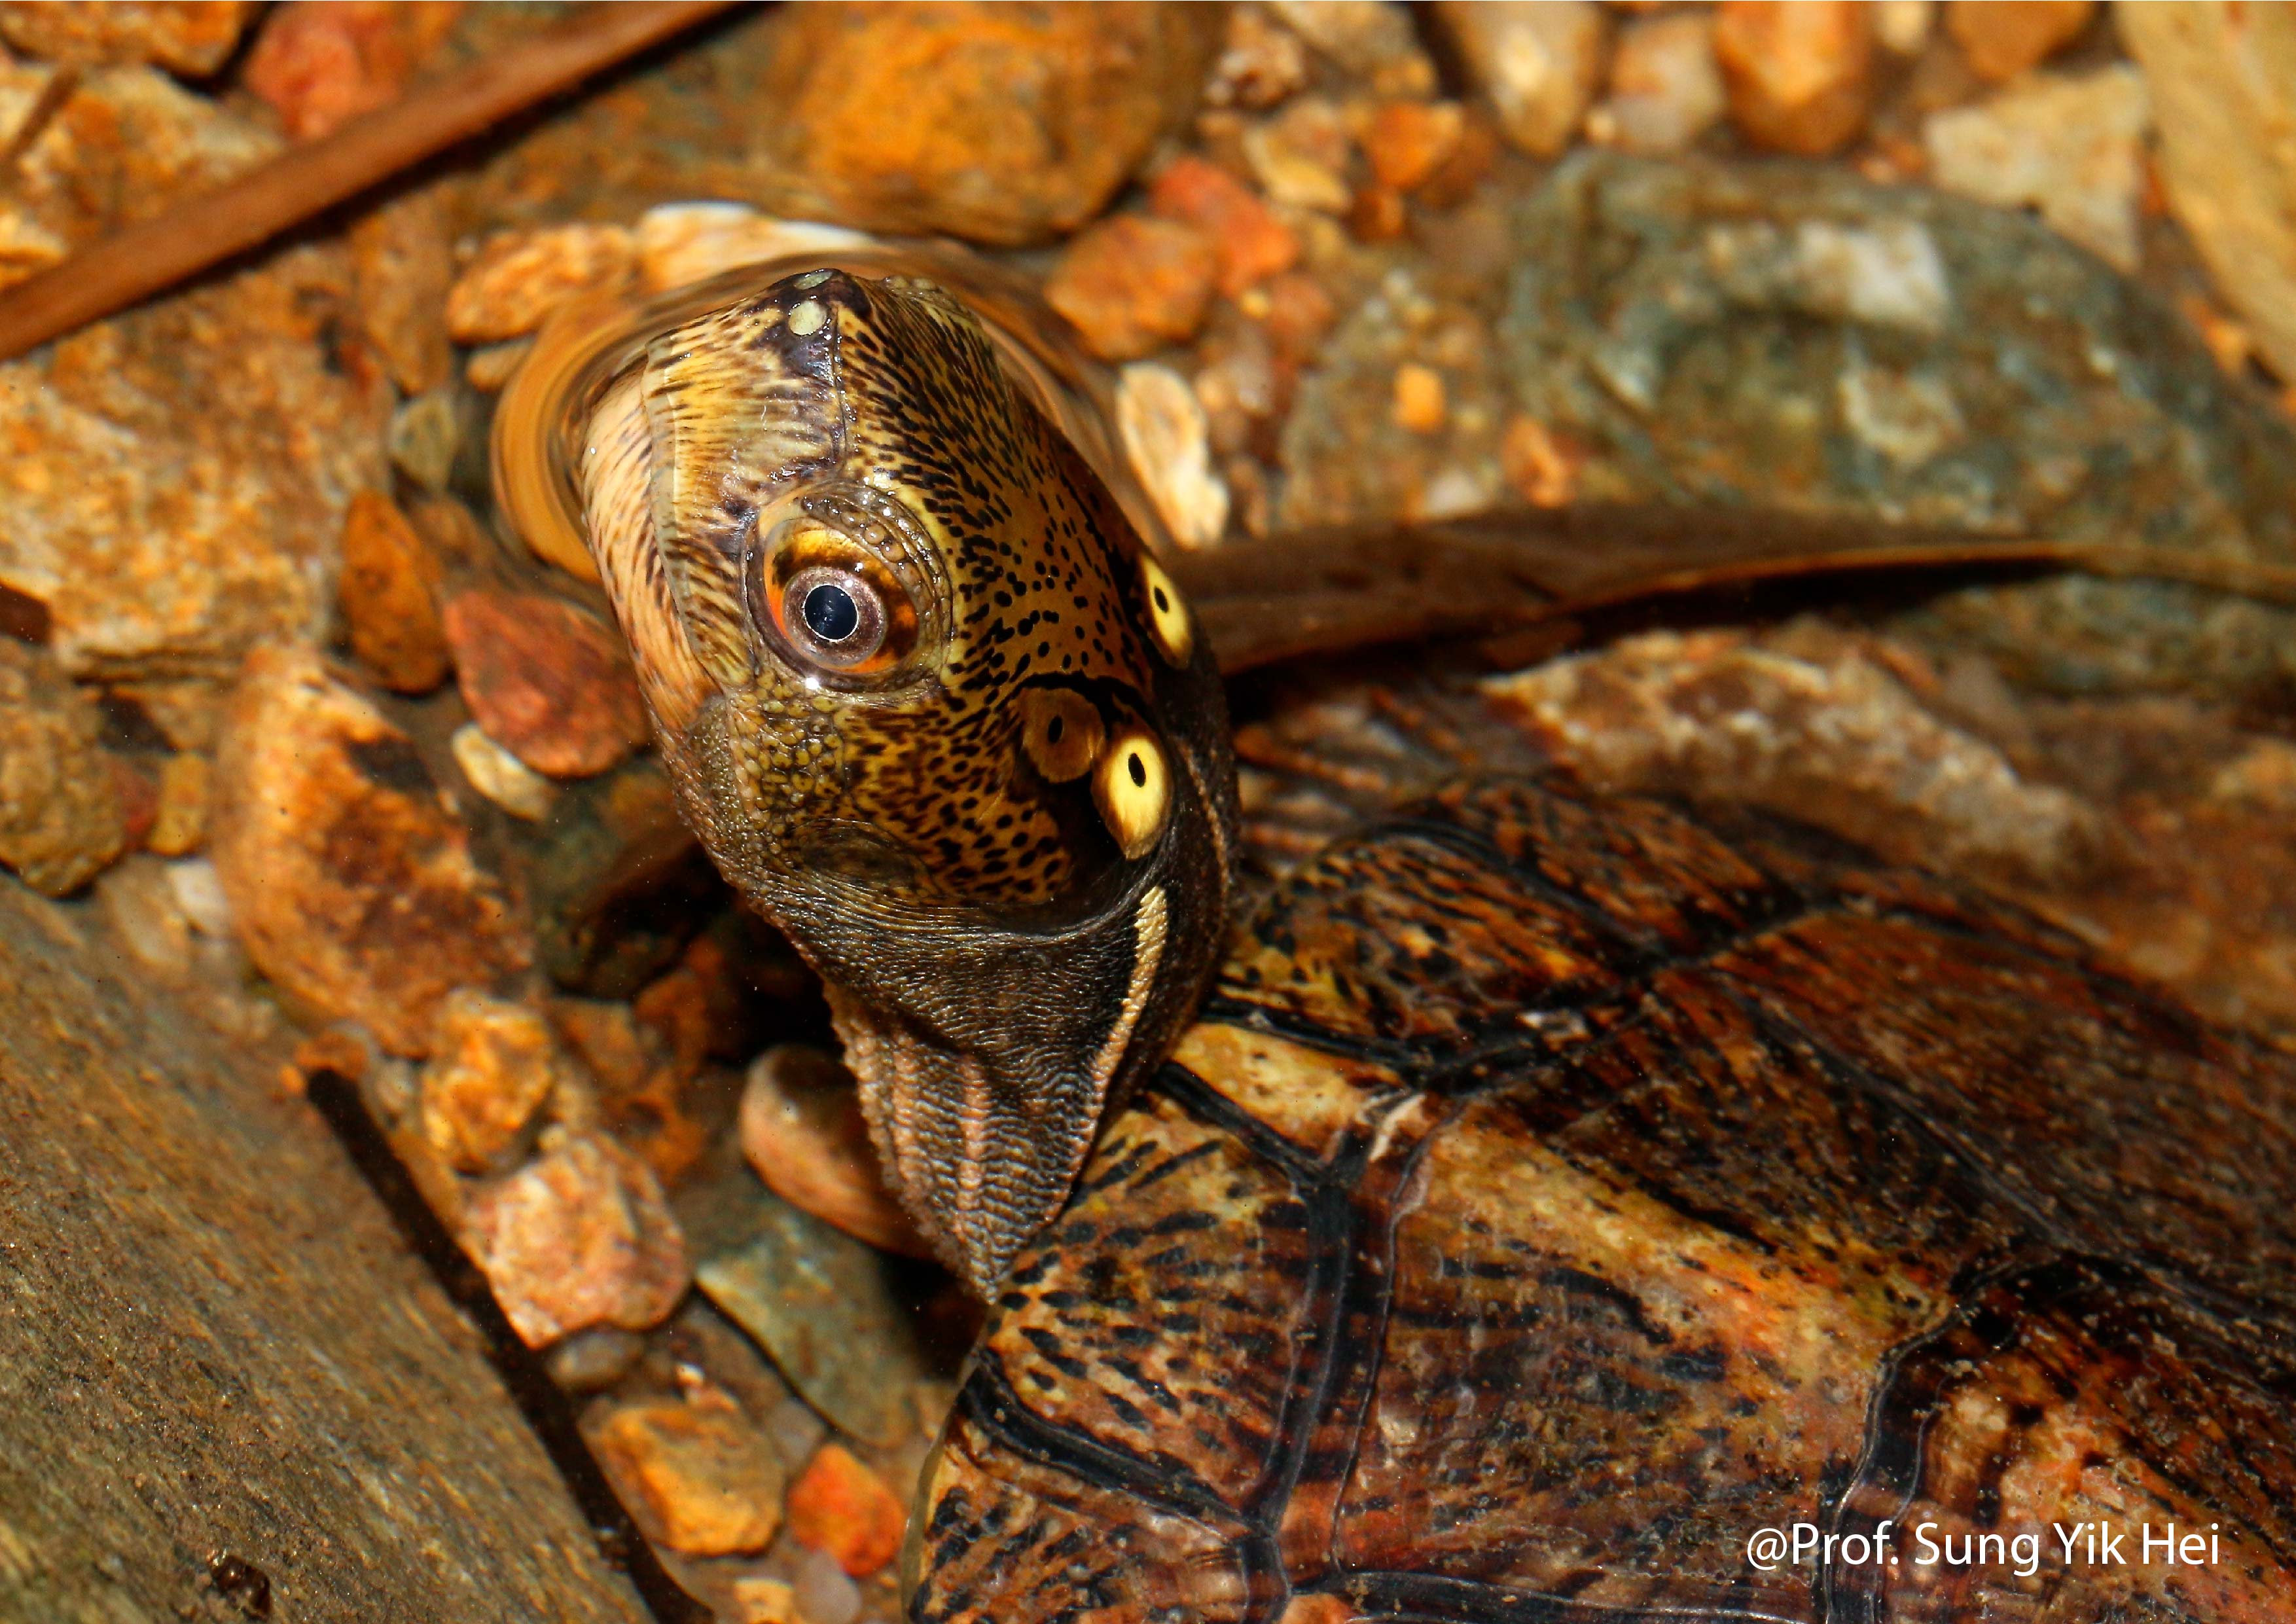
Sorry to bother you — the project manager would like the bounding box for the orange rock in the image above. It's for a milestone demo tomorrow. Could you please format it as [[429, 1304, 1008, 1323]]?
[[349, 185, 456, 397], [1946, 0, 2093, 82], [0, 1, 259, 73], [208, 645, 531, 1055], [1713, 0, 1875, 156], [442, 590, 648, 779], [1151, 154, 1301, 297], [463, 1130, 689, 1346], [243, 1, 464, 141], [146, 751, 209, 857], [586, 1394, 784, 1557], [757, 3, 1220, 247], [339, 490, 449, 695], [1501, 415, 1587, 509], [552, 998, 658, 1097], [1364, 100, 1467, 192], [740, 1045, 931, 1258], [1044, 215, 1219, 363], [1391, 364, 1447, 433], [420, 990, 564, 1174], [785, 1443, 906, 1578], [445, 223, 636, 347], [633, 963, 715, 1081], [549, 996, 706, 1185]]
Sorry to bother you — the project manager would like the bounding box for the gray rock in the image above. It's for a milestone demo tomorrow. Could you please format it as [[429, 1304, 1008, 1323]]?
[[680, 1169, 936, 1450], [1498, 152, 2296, 696], [0, 878, 648, 1621]]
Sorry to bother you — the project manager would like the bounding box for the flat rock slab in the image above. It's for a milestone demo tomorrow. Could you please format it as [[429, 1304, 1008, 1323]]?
[[0, 880, 649, 1623]]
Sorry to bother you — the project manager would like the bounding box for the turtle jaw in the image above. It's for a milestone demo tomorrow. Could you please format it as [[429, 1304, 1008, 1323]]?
[[824, 983, 1122, 1295]]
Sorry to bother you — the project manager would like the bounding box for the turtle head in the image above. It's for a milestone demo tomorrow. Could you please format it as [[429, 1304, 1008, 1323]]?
[[576, 267, 1237, 1293]]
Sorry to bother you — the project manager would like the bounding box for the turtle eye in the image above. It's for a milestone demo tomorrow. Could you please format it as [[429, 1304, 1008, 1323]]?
[[750, 488, 941, 682], [1094, 727, 1170, 860]]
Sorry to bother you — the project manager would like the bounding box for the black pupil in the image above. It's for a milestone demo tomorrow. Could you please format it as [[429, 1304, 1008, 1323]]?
[[1047, 716, 1064, 744], [802, 582, 859, 643], [1153, 586, 1170, 611], [1128, 751, 1147, 787]]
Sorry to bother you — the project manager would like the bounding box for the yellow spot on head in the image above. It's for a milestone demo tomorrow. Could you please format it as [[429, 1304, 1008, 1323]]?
[[1094, 727, 1170, 861], [1139, 553, 1193, 667], [1019, 687, 1105, 784], [788, 298, 827, 336]]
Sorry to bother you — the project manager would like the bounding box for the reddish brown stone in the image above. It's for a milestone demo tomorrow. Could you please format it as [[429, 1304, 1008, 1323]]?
[[208, 645, 531, 1055], [586, 1392, 784, 1557], [463, 1130, 690, 1346], [443, 590, 648, 779], [109, 756, 159, 856], [785, 1443, 906, 1578], [1259, 271, 1339, 371], [0, 1, 258, 73], [1713, 0, 1875, 156], [1044, 214, 1219, 363], [340, 490, 450, 695], [755, 3, 1219, 247], [1348, 184, 1409, 244], [1946, 0, 2092, 82], [1151, 154, 1301, 298], [243, 1, 465, 141], [740, 1045, 930, 1258]]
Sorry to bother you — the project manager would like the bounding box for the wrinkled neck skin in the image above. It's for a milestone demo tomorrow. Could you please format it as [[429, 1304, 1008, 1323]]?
[[563, 265, 1239, 1295]]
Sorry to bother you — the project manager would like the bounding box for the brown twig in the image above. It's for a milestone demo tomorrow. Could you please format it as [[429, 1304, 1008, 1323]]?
[[0, 0, 742, 363]]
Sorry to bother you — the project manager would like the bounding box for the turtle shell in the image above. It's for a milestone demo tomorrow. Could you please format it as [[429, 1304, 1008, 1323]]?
[[907, 772, 2296, 1621]]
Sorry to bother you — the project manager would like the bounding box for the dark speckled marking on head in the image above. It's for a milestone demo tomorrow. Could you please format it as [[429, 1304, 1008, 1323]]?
[[575, 268, 1238, 1293]]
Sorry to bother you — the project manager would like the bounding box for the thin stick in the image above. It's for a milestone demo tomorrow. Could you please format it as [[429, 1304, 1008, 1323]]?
[[0, 0, 740, 363]]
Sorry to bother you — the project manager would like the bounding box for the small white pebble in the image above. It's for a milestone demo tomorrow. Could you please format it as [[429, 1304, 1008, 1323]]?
[[792, 1545, 862, 1624], [166, 858, 234, 939], [451, 724, 556, 821]]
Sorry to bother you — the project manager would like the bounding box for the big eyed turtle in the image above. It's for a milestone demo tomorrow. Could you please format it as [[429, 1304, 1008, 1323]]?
[[501, 264, 2296, 1620]]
